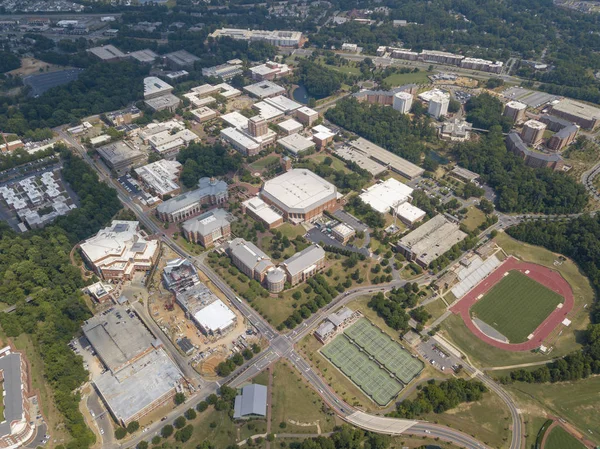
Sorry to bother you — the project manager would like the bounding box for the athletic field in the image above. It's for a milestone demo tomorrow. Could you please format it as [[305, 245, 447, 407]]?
[[320, 318, 423, 405], [321, 335, 403, 405], [344, 318, 423, 384], [470, 271, 563, 343]]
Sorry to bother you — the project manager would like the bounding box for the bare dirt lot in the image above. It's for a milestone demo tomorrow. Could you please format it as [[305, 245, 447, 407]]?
[[8, 57, 63, 77]]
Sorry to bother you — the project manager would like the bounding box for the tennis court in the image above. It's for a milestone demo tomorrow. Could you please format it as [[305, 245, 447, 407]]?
[[344, 318, 424, 384], [321, 335, 403, 406]]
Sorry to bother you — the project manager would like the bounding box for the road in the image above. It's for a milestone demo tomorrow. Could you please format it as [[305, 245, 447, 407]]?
[[58, 126, 524, 449]]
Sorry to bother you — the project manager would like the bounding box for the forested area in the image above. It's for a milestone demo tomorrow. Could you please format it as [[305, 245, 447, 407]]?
[[453, 127, 588, 214], [325, 98, 436, 164], [313, 0, 600, 104], [296, 157, 372, 193], [465, 93, 513, 132], [0, 51, 20, 73], [498, 216, 600, 384], [367, 286, 421, 333], [390, 378, 488, 419], [296, 59, 345, 98], [0, 61, 148, 134], [177, 143, 243, 188], [0, 150, 122, 449]]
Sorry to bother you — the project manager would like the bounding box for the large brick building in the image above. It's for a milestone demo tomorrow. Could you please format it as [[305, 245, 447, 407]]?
[[259, 169, 338, 224]]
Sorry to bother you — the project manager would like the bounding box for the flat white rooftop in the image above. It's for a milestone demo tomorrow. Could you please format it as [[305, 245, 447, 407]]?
[[143, 76, 173, 99], [244, 81, 286, 99], [264, 95, 302, 113], [193, 299, 236, 333], [395, 202, 426, 223], [278, 133, 315, 155], [261, 169, 336, 215], [221, 111, 249, 129], [243, 197, 283, 225], [359, 178, 414, 214]]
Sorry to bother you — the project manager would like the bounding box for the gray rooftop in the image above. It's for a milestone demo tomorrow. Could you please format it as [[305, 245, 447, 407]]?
[[87, 45, 125, 60], [128, 49, 158, 63], [156, 177, 228, 215], [506, 132, 563, 162], [327, 307, 353, 327], [82, 305, 156, 373], [282, 245, 325, 277], [228, 238, 272, 271], [399, 215, 467, 266], [94, 349, 183, 424], [0, 352, 24, 437], [555, 124, 579, 139], [165, 50, 200, 67], [182, 208, 230, 237], [233, 384, 267, 419]]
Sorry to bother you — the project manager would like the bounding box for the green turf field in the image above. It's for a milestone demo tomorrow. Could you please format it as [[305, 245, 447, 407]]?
[[344, 318, 423, 384], [470, 271, 563, 343], [321, 335, 403, 406], [545, 426, 587, 449]]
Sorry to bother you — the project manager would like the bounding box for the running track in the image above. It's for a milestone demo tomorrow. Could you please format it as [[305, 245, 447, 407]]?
[[450, 256, 574, 351]]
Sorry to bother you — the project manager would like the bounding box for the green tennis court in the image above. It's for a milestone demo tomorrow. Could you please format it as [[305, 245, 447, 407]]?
[[321, 335, 403, 406], [344, 318, 424, 384]]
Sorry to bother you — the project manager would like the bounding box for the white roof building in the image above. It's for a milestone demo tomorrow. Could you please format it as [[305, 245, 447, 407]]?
[[418, 88, 450, 103], [244, 81, 286, 99], [277, 133, 315, 155], [277, 119, 303, 135], [250, 61, 290, 80], [395, 202, 426, 225], [143, 76, 174, 99], [80, 221, 159, 280], [242, 197, 283, 227], [221, 112, 249, 129], [134, 160, 181, 198], [193, 299, 237, 334], [253, 102, 285, 122], [359, 178, 414, 214], [260, 169, 337, 218], [264, 95, 302, 114], [148, 128, 198, 156]]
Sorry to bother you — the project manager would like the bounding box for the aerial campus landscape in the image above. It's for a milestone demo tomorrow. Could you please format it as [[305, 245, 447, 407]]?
[[2, 2, 600, 449]]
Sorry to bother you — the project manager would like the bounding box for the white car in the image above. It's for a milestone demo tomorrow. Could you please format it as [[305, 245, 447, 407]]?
[[100, 429, 104, 435]]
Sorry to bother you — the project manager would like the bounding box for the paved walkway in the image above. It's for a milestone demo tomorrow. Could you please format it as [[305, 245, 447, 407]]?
[[344, 411, 416, 435], [450, 257, 574, 351]]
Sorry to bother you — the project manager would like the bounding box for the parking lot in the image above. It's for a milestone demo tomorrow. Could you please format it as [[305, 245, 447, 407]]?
[[416, 340, 463, 373], [305, 227, 369, 257], [333, 210, 368, 233], [24, 68, 85, 97]]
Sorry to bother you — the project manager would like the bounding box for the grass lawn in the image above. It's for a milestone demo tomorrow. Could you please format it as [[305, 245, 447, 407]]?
[[417, 389, 511, 449], [505, 377, 600, 445], [210, 253, 370, 327], [276, 223, 306, 239], [384, 71, 431, 86], [440, 233, 593, 367], [181, 405, 266, 449], [310, 153, 350, 173], [545, 426, 587, 449], [470, 271, 563, 343], [270, 361, 338, 433], [462, 206, 487, 232], [249, 155, 280, 171], [423, 298, 448, 322]]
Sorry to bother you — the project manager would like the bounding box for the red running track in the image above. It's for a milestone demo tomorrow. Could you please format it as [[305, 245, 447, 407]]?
[[449, 256, 574, 352]]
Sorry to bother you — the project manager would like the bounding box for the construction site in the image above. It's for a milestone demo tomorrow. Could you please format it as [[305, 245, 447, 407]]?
[[146, 246, 261, 377]]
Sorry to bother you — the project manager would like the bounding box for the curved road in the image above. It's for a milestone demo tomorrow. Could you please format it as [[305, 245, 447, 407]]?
[[60, 127, 521, 449]]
